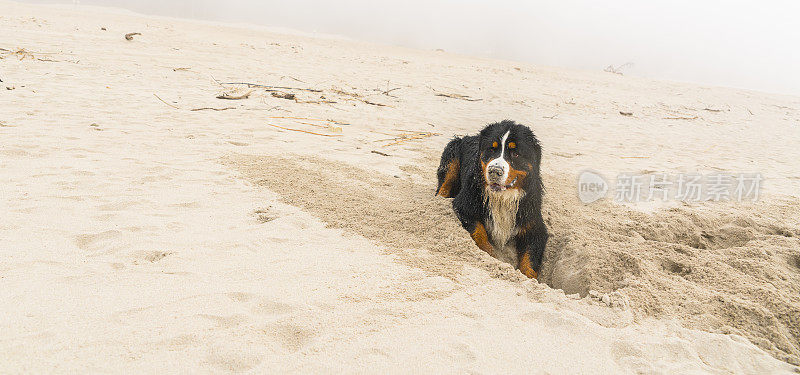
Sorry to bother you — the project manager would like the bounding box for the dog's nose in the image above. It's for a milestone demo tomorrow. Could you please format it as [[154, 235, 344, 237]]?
[[488, 165, 504, 180]]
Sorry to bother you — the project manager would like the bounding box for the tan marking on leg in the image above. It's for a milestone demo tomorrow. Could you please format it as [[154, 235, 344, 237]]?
[[518, 252, 538, 279], [437, 160, 460, 198], [470, 222, 494, 257]]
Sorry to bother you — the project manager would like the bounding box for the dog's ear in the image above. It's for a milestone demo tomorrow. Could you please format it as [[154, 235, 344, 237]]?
[[436, 137, 463, 197], [528, 129, 542, 163]]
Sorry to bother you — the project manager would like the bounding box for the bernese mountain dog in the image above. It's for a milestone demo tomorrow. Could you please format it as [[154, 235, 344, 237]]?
[[436, 120, 548, 279]]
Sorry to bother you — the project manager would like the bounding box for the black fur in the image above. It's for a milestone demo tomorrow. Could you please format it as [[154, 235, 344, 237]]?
[[436, 120, 548, 275]]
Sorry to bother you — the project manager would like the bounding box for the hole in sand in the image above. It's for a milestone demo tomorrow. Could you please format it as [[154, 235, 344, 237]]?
[[226, 153, 800, 364]]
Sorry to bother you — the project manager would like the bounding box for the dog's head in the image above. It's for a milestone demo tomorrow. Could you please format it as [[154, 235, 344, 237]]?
[[478, 120, 542, 194]]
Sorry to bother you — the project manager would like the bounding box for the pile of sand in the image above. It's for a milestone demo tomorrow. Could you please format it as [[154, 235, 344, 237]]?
[[228, 152, 800, 365], [542, 175, 800, 364]]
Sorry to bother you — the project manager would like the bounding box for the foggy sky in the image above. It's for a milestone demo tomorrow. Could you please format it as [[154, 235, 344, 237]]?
[[18, 0, 800, 96]]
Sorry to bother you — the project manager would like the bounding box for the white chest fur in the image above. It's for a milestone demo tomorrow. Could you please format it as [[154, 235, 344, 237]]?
[[485, 188, 523, 265]]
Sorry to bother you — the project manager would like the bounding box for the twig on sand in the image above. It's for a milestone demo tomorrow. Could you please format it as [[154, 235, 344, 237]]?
[[619, 111, 633, 116], [281, 75, 306, 83], [332, 88, 392, 107], [294, 98, 338, 104], [265, 123, 343, 137], [429, 87, 482, 101], [245, 106, 286, 112], [380, 131, 441, 147], [379, 87, 401, 97], [217, 90, 253, 100], [361, 99, 392, 107], [124, 32, 141, 41], [271, 92, 296, 100], [153, 93, 180, 109], [267, 116, 349, 125], [221, 82, 322, 93], [1, 48, 36, 60], [663, 115, 698, 120], [703, 107, 724, 112], [172, 67, 191, 72], [543, 114, 559, 119], [269, 116, 327, 121], [190, 107, 236, 111], [371, 150, 391, 156]]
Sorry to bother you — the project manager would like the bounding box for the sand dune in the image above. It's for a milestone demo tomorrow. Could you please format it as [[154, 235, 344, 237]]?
[[1, 1, 798, 373]]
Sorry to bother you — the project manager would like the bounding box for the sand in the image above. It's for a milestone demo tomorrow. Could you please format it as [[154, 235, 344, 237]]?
[[1, 1, 799, 373]]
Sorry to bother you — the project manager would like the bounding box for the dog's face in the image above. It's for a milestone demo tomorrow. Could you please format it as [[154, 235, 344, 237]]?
[[479, 121, 541, 193]]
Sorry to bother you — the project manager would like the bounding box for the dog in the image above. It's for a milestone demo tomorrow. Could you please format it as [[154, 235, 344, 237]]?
[[436, 120, 548, 279]]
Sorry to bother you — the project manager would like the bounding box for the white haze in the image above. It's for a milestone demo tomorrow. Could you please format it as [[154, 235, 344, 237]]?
[[17, 0, 800, 96]]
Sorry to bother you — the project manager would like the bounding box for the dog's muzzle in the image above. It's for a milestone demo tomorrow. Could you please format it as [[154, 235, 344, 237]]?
[[487, 165, 504, 181]]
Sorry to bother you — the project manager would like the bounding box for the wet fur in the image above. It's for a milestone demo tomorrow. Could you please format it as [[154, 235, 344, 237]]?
[[436, 120, 548, 277]]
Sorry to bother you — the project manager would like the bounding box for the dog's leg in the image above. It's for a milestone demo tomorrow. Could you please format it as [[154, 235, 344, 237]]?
[[436, 159, 460, 198], [469, 222, 494, 256], [515, 224, 548, 280], [436, 137, 463, 197], [518, 253, 538, 279]]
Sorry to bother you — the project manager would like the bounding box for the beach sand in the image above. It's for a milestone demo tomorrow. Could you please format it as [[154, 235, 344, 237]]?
[[1, 1, 799, 373]]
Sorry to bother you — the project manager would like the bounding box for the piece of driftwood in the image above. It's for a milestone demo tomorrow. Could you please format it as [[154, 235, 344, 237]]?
[[221, 82, 322, 92], [371, 150, 390, 156], [271, 92, 296, 100], [217, 90, 253, 100], [124, 32, 141, 41]]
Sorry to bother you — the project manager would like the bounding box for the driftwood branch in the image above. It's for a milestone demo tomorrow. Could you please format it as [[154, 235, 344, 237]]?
[[217, 90, 253, 100]]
